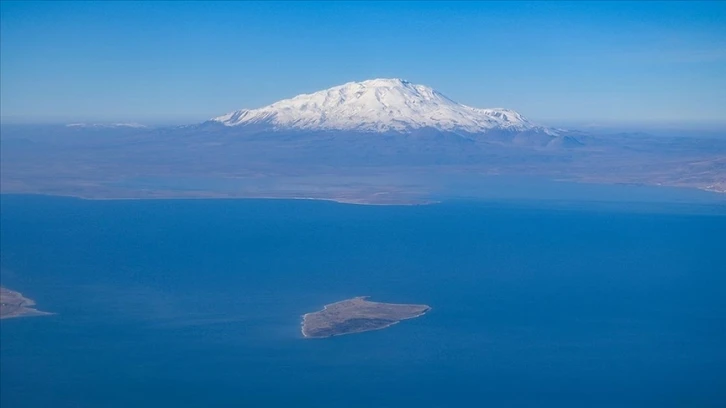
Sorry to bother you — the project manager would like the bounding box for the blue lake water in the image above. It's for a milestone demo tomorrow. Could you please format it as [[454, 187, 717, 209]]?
[[1, 194, 725, 407]]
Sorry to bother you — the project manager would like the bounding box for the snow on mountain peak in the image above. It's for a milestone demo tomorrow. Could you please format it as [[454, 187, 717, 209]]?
[[211, 78, 554, 134]]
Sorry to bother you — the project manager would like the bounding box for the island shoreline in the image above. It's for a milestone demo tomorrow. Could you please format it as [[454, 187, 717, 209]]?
[[301, 296, 431, 339], [0, 287, 53, 320]]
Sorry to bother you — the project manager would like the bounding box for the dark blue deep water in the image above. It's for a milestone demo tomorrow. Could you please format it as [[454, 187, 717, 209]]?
[[1, 195, 725, 407]]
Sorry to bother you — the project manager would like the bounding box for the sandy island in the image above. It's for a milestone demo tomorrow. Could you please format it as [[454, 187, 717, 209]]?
[[0, 286, 52, 320], [301, 296, 430, 338]]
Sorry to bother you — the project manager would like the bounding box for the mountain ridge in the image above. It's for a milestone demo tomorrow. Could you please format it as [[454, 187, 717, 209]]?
[[209, 78, 559, 135]]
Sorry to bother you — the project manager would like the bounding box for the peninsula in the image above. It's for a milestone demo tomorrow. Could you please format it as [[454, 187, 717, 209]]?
[[301, 296, 430, 338], [0, 286, 52, 320]]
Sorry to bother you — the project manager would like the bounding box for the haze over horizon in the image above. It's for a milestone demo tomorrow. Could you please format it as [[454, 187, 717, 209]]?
[[1, 1, 725, 126]]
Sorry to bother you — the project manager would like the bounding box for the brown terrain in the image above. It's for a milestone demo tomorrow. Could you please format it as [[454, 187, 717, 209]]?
[[301, 296, 430, 338], [0, 286, 52, 320]]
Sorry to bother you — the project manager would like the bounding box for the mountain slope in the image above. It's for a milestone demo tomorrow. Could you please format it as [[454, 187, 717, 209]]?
[[210, 78, 558, 135]]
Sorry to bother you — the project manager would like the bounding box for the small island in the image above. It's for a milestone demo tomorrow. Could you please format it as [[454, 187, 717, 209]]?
[[0, 286, 52, 320], [301, 296, 430, 338]]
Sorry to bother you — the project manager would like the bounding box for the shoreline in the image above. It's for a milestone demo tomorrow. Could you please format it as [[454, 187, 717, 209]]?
[[2, 175, 725, 208], [0, 287, 53, 320], [0, 192, 437, 207]]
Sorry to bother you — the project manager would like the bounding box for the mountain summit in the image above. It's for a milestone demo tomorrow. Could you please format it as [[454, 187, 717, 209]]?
[[210, 78, 556, 135]]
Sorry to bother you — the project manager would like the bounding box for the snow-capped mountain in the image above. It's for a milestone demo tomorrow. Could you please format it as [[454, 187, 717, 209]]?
[[210, 78, 557, 135]]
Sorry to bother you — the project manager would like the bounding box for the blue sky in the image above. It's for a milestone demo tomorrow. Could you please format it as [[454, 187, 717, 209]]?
[[1, 1, 725, 125]]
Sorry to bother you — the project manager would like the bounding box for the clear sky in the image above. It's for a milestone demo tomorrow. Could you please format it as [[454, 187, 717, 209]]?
[[1, 1, 725, 126]]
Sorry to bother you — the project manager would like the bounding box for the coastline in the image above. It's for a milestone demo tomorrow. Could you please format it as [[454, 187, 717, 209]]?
[[0, 192, 437, 207], [2, 172, 725, 209], [0, 287, 53, 320]]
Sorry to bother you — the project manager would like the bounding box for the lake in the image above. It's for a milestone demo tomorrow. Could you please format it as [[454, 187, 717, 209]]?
[[1, 194, 725, 407]]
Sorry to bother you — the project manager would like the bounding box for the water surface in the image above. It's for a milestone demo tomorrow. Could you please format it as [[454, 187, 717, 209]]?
[[1, 195, 724, 407]]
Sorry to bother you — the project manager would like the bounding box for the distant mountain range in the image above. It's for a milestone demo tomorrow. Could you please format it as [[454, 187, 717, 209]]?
[[209, 78, 558, 135], [1, 79, 723, 202], [192, 78, 580, 148], [66, 123, 147, 129]]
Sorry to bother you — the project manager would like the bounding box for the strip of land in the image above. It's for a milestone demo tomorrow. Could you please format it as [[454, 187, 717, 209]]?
[[0, 286, 52, 319]]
